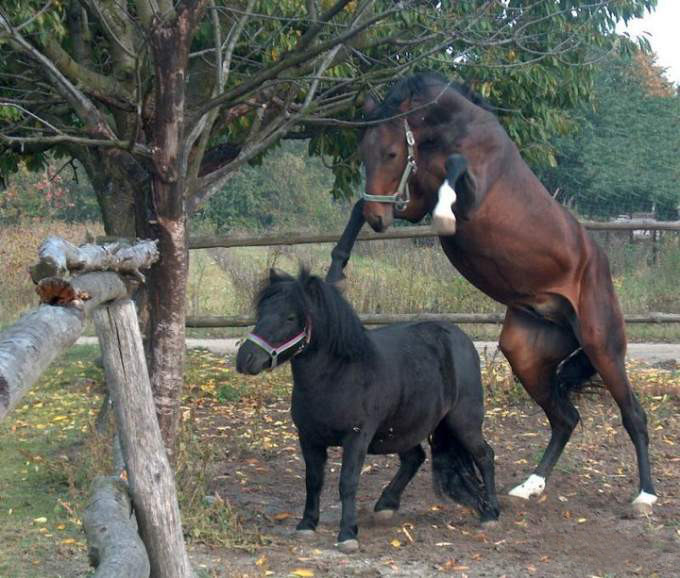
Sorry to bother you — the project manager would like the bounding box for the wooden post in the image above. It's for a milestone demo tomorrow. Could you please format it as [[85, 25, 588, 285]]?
[[93, 300, 194, 578], [83, 476, 151, 578]]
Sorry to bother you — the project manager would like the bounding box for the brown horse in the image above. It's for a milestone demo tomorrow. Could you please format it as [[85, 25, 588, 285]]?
[[327, 72, 656, 513]]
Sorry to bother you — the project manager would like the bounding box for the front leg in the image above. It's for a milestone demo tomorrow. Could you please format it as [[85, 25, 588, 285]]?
[[336, 430, 372, 553], [326, 199, 365, 285], [296, 439, 327, 537], [432, 154, 468, 236]]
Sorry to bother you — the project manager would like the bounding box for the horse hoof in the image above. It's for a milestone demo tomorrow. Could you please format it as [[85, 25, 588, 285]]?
[[481, 519, 499, 529], [296, 529, 316, 540], [632, 502, 653, 517], [508, 474, 546, 500], [336, 539, 359, 554], [374, 509, 396, 521]]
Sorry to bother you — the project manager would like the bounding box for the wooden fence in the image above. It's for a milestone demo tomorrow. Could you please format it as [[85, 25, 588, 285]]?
[[180, 219, 680, 328], [0, 238, 192, 578]]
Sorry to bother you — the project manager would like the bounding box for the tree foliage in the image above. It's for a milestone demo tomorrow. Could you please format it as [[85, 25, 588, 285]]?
[[537, 52, 680, 219]]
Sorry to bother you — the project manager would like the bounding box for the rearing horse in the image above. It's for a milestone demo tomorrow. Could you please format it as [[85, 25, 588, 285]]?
[[327, 72, 656, 513]]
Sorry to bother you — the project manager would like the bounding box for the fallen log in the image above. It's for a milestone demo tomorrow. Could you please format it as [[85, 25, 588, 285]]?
[[0, 272, 129, 421], [83, 476, 150, 578]]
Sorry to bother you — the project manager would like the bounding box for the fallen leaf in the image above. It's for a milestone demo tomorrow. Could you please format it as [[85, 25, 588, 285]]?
[[390, 539, 401, 548], [272, 512, 293, 521], [291, 569, 314, 577]]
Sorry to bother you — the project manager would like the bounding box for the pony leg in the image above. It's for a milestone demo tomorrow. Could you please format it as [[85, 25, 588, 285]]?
[[499, 308, 581, 499], [296, 440, 327, 536], [336, 431, 372, 553], [443, 408, 500, 523], [373, 445, 426, 519], [577, 263, 656, 512]]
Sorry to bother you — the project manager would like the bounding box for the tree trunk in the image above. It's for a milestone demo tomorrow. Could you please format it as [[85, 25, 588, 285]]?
[[141, 8, 194, 456]]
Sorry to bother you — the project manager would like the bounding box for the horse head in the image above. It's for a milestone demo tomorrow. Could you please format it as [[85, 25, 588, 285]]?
[[359, 73, 487, 234], [236, 268, 310, 374], [236, 268, 370, 374]]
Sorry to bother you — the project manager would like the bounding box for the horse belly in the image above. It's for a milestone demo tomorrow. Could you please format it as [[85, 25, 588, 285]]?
[[367, 412, 441, 455]]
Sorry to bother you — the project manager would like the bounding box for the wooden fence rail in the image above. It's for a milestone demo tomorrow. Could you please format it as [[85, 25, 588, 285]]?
[[96, 219, 680, 251], [187, 311, 680, 328]]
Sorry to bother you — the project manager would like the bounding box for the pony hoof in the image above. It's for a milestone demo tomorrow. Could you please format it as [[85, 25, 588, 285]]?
[[336, 539, 359, 554], [508, 474, 546, 500], [374, 509, 396, 521], [296, 529, 316, 540], [481, 519, 499, 529]]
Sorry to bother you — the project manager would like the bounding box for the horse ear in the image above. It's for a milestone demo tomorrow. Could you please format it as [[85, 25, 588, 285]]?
[[362, 94, 377, 115], [269, 268, 293, 284]]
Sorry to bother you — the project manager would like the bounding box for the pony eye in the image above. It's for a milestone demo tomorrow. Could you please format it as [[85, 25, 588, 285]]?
[[287, 313, 297, 322], [387, 151, 397, 159]]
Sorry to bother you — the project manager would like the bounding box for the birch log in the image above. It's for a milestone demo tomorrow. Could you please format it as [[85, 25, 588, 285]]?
[[0, 272, 128, 421], [30, 236, 159, 282], [93, 300, 194, 578], [83, 476, 150, 578]]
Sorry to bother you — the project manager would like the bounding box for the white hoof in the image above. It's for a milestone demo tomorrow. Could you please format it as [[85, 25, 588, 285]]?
[[374, 509, 396, 520], [632, 491, 657, 516], [432, 181, 457, 236], [295, 529, 316, 540], [336, 538, 359, 553], [508, 474, 546, 500]]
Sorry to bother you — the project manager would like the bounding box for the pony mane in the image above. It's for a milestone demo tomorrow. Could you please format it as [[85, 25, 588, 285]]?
[[256, 269, 373, 362], [365, 71, 492, 123], [298, 269, 373, 362]]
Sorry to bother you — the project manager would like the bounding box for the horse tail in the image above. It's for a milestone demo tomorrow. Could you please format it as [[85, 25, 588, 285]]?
[[429, 421, 488, 515], [555, 347, 597, 395]]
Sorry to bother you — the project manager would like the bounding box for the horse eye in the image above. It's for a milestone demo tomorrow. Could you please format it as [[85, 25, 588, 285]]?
[[387, 151, 397, 160], [287, 313, 297, 322]]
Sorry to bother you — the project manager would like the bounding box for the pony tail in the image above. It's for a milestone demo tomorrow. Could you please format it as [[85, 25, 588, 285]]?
[[299, 269, 372, 362]]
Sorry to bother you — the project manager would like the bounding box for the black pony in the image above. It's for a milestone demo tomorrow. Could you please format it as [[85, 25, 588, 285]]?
[[236, 268, 499, 553]]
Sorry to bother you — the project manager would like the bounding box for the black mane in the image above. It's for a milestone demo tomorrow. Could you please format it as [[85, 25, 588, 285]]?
[[364, 71, 492, 124], [257, 269, 373, 362]]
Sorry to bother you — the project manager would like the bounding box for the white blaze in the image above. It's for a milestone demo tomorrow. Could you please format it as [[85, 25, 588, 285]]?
[[432, 180, 457, 236]]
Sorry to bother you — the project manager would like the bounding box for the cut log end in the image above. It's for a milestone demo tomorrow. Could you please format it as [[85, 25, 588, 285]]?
[[36, 277, 92, 307]]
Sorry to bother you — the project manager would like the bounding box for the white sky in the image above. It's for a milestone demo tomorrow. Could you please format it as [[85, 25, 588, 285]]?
[[620, 0, 680, 84]]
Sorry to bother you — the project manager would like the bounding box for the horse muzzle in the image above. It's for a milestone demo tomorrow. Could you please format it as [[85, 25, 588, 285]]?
[[363, 202, 394, 232], [235, 341, 270, 375]]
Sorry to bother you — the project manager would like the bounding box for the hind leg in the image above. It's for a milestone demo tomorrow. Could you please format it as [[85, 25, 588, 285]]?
[[578, 268, 656, 510], [374, 445, 426, 519], [499, 308, 582, 499], [444, 412, 500, 522]]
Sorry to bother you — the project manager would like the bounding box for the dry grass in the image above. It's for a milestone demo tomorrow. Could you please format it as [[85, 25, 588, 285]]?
[[0, 221, 103, 328]]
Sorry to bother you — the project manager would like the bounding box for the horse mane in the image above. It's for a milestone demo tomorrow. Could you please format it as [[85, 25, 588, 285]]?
[[257, 269, 373, 362], [364, 71, 493, 123]]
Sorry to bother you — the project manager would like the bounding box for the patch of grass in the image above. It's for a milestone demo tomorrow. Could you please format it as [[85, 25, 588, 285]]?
[[0, 344, 104, 577]]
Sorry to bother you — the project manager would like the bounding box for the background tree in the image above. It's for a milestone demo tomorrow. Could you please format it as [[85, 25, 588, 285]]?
[[0, 0, 657, 451], [537, 51, 680, 219]]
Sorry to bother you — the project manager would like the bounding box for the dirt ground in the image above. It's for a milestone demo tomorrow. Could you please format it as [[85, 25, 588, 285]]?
[[189, 359, 680, 578]]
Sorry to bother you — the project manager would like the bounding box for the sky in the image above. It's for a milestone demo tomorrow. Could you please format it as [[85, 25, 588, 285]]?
[[620, 0, 680, 84]]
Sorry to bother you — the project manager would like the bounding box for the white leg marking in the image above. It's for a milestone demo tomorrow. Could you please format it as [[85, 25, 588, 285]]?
[[432, 180, 457, 236], [508, 474, 546, 499], [632, 491, 657, 506]]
